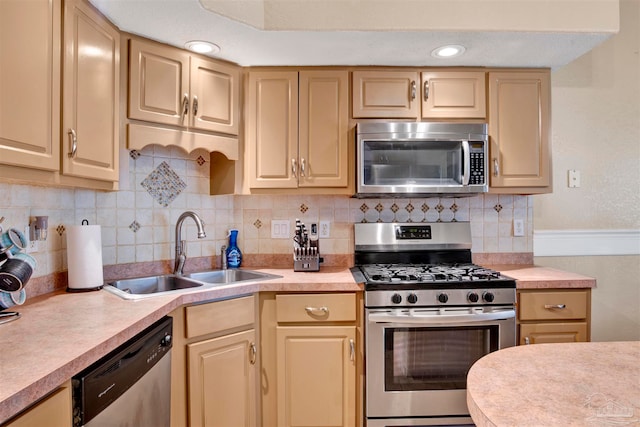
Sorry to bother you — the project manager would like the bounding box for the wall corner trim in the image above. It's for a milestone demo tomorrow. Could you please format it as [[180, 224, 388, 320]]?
[[534, 229, 640, 257]]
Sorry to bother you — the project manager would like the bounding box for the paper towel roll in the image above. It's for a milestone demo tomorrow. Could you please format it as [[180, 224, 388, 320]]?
[[67, 225, 104, 290]]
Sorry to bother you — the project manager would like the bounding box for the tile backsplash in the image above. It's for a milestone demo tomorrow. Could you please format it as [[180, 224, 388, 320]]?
[[0, 146, 532, 279]]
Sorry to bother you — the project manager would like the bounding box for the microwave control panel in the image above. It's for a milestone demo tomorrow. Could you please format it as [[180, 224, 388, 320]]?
[[469, 143, 485, 185]]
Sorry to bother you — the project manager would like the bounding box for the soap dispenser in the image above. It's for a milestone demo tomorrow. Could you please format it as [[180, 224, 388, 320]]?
[[226, 229, 242, 268]]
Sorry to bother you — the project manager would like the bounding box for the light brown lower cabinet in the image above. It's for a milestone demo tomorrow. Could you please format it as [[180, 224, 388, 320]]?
[[3, 381, 72, 427], [260, 292, 362, 427], [517, 289, 591, 345], [170, 295, 257, 427]]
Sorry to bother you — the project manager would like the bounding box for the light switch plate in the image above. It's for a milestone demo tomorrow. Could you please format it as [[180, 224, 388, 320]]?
[[271, 220, 290, 239], [513, 219, 525, 237], [319, 221, 330, 238]]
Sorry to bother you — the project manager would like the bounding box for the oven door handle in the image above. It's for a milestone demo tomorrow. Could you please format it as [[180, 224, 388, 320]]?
[[367, 309, 515, 325]]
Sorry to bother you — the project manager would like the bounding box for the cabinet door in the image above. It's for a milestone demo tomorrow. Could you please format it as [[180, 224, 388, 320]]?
[[247, 71, 299, 188], [128, 39, 190, 127], [4, 381, 72, 427], [299, 70, 349, 188], [352, 71, 420, 118], [187, 329, 257, 427], [519, 323, 588, 344], [421, 71, 486, 119], [190, 57, 240, 135], [0, 0, 60, 171], [488, 71, 551, 189], [62, 0, 119, 181], [276, 326, 356, 427]]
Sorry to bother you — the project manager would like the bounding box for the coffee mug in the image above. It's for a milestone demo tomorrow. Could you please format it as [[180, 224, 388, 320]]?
[[0, 228, 27, 262], [0, 288, 26, 310], [0, 252, 37, 292]]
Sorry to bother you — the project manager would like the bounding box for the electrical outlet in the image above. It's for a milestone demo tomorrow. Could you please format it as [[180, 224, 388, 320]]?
[[271, 220, 290, 239], [23, 226, 39, 253], [513, 219, 525, 237], [568, 169, 581, 188], [319, 221, 330, 238]]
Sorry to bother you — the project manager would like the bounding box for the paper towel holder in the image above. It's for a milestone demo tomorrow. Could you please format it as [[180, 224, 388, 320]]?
[[66, 220, 104, 293]]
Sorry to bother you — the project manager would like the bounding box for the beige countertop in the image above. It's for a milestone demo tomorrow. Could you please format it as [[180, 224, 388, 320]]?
[[467, 341, 640, 426], [490, 265, 597, 289], [0, 267, 361, 423]]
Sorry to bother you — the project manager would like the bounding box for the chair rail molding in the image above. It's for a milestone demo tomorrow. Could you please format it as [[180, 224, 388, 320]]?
[[534, 229, 640, 257]]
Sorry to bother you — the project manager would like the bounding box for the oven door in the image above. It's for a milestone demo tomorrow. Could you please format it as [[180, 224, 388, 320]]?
[[365, 306, 516, 420]]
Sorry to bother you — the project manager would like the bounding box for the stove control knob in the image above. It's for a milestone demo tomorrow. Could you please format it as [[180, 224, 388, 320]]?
[[437, 293, 449, 303], [407, 293, 418, 304], [483, 291, 495, 303], [391, 294, 402, 304], [467, 292, 479, 303]]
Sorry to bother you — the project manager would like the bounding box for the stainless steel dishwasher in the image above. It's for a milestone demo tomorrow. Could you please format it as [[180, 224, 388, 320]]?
[[72, 316, 173, 427]]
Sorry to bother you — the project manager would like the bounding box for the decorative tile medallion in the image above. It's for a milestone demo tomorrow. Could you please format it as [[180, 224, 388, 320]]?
[[494, 204, 503, 213], [140, 161, 187, 207], [390, 203, 399, 213], [359, 203, 369, 213], [435, 203, 445, 213], [196, 155, 206, 166], [129, 220, 141, 233], [375, 203, 384, 213], [405, 203, 414, 213], [129, 150, 141, 160], [253, 219, 262, 229], [450, 203, 458, 212], [56, 224, 65, 236], [300, 204, 308, 214], [421, 203, 430, 212]]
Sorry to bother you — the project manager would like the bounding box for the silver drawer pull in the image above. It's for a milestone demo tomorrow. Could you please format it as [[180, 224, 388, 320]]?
[[524, 337, 530, 345], [68, 128, 77, 158], [544, 304, 566, 309], [305, 306, 329, 315], [349, 339, 355, 362], [249, 342, 257, 365]]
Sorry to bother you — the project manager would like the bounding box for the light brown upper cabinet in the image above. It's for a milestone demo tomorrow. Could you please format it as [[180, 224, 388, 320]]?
[[129, 38, 240, 135], [352, 70, 486, 119], [246, 70, 349, 190], [421, 71, 486, 118], [488, 70, 551, 193], [0, 0, 61, 172], [62, 0, 120, 182], [0, 0, 119, 190]]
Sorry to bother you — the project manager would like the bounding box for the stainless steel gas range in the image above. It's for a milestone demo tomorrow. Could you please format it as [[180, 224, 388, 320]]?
[[352, 222, 516, 427]]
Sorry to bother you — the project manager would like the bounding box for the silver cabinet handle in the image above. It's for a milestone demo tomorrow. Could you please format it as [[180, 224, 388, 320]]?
[[424, 80, 430, 101], [493, 158, 499, 177], [524, 337, 530, 345], [544, 304, 566, 309], [349, 339, 355, 362], [67, 128, 77, 158], [291, 158, 297, 177], [192, 95, 198, 117], [249, 342, 257, 365], [180, 93, 189, 122], [300, 158, 306, 177], [410, 80, 416, 101], [305, 306, 328, 315]]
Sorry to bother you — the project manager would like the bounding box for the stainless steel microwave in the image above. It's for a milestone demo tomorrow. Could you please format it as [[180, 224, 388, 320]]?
[[356, 122, 489, 197]]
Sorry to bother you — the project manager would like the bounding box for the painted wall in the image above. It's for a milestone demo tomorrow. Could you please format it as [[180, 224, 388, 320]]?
[[534, 0, 640, 341]]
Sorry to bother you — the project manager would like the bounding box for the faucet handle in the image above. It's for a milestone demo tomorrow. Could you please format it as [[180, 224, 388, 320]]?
[[221, 245, 227, 269]]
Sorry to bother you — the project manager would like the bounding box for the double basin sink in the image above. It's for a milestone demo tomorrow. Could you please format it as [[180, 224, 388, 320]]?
[[104, 269, 281, 300]]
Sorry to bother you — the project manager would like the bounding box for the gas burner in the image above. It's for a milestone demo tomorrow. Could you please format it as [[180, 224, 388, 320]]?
[[360, 263, 505, 285]]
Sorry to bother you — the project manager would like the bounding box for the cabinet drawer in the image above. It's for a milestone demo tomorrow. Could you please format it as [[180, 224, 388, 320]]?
[[276, 293, 356, 323], [519, 322, 588, 344], [186, 295, 255, 338], [518, 290, 588, 321]]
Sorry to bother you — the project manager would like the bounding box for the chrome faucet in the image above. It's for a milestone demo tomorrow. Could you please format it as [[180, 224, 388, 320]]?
[[174, 211, 206, 275], [220, 245, 227, 270]]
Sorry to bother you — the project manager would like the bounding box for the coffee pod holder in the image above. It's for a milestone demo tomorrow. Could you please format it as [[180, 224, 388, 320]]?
[[293, 220, 321, 272]]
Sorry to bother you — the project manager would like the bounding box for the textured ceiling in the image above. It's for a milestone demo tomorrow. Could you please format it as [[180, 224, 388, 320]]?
[[89, 0, 618, 69]]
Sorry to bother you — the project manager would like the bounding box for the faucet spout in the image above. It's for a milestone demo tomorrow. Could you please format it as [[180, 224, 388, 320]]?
[[174, 211, 206, 275]]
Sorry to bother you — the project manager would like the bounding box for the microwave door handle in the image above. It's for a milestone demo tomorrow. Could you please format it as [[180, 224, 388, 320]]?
[[368, 309, 516, 325], [462, 140, 470, 186]]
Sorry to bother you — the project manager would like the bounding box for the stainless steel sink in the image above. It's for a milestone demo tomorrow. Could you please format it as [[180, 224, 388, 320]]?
[[185, 269, 280, 284], [104, 269, 280, 300], [104, 274, 204, 299]]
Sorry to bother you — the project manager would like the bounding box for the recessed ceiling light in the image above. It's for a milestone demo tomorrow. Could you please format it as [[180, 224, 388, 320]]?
[[185, 41, 220, 55], [431, 45, 466, 58]]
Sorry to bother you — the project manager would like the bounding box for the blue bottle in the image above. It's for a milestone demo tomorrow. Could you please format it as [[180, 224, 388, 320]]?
[[226, 229, 242, 268]]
